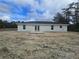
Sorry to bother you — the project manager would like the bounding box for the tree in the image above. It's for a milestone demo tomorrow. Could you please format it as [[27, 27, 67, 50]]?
[[62, 1, 79, 24], [74, 2, 79, 23], [53, 13, 68, 24], [0, 19, 4, 28], [0, 19, 17, 28], [53, 1, 79, 32]]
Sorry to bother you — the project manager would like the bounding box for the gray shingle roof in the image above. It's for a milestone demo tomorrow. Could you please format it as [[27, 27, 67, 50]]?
[[17, 21, 55, 24], [16, 21, 68, 25]]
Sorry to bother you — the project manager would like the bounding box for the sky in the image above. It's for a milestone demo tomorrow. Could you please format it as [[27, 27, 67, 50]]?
[[0, 0, 77, 21]]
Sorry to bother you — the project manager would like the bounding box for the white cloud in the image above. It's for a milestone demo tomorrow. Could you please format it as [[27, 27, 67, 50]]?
[[0, 0, 77, 21], [13, 0, 36, 6], [25, 0, 77, 20], [0, 3, 10, 14], [0, 15, 11, 21], [26, 18, 36, 21], [40, 0, 76, 15]]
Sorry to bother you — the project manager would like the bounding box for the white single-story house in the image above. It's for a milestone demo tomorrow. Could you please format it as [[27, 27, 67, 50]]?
[[17, 21, 68, 32]]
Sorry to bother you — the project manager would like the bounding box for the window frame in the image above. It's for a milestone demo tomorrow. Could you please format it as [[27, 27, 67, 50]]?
[[51, 25, 54, 30], [35, 25, 37, 31], [38, 25, 40, 31], [60, 25, 62, 28], [35, 25, 40, 31], [23, 25, 26, 30]]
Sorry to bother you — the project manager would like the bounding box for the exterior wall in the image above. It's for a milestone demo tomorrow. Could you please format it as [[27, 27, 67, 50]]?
[[40, 25, 67, 32], [17, 24, 68, 32], [53, 25, 67, 32], [18, 25, 35, 32]]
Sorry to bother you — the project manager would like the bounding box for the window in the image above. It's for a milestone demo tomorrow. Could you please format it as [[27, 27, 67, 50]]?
[[35, 25, 37, 31], [38, 26, 39, 31], [35, 25, 40, 31], [60, 25, 62, 28], [23, 25, 26, 30], [51, 25, 53, 30]]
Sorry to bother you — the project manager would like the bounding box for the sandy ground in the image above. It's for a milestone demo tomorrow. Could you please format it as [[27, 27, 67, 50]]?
[[0, 31, 79, 59]]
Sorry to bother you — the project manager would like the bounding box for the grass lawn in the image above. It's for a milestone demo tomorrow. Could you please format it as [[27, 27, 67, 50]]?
[[0, 31, 79, 59]]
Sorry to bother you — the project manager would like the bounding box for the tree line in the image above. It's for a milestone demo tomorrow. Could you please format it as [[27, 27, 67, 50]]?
[[0, 19, 17, 28]]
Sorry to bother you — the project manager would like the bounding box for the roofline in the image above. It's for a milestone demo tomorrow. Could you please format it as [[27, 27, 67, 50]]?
[[16, 23, 69, 25], [16, 21, 68, 25]]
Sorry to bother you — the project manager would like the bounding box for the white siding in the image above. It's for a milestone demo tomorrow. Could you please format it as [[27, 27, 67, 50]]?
[[17, 25, 25, 31], [39, 25, 67, 32], [54, 25, 67, 32], [40, 25, 50, 32], [17, 24, 68, 32], [18, 25, 34, 32]]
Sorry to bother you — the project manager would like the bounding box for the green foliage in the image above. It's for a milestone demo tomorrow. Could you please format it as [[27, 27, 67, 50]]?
[[53, 13, 68, 24], [53, 1, 79, 32], [0, 20, 4, 28], [75, 23, 79, 32], [68, 23, 79, 32], [0, 20, 17, 28], [62, 2, 79, 24]]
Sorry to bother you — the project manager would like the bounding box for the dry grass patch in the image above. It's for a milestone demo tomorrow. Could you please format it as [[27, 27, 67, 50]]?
[[0, 31, 79, 59]]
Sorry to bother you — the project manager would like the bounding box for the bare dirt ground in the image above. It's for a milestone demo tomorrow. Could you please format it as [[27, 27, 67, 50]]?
[[0, 31, 79, 59]]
